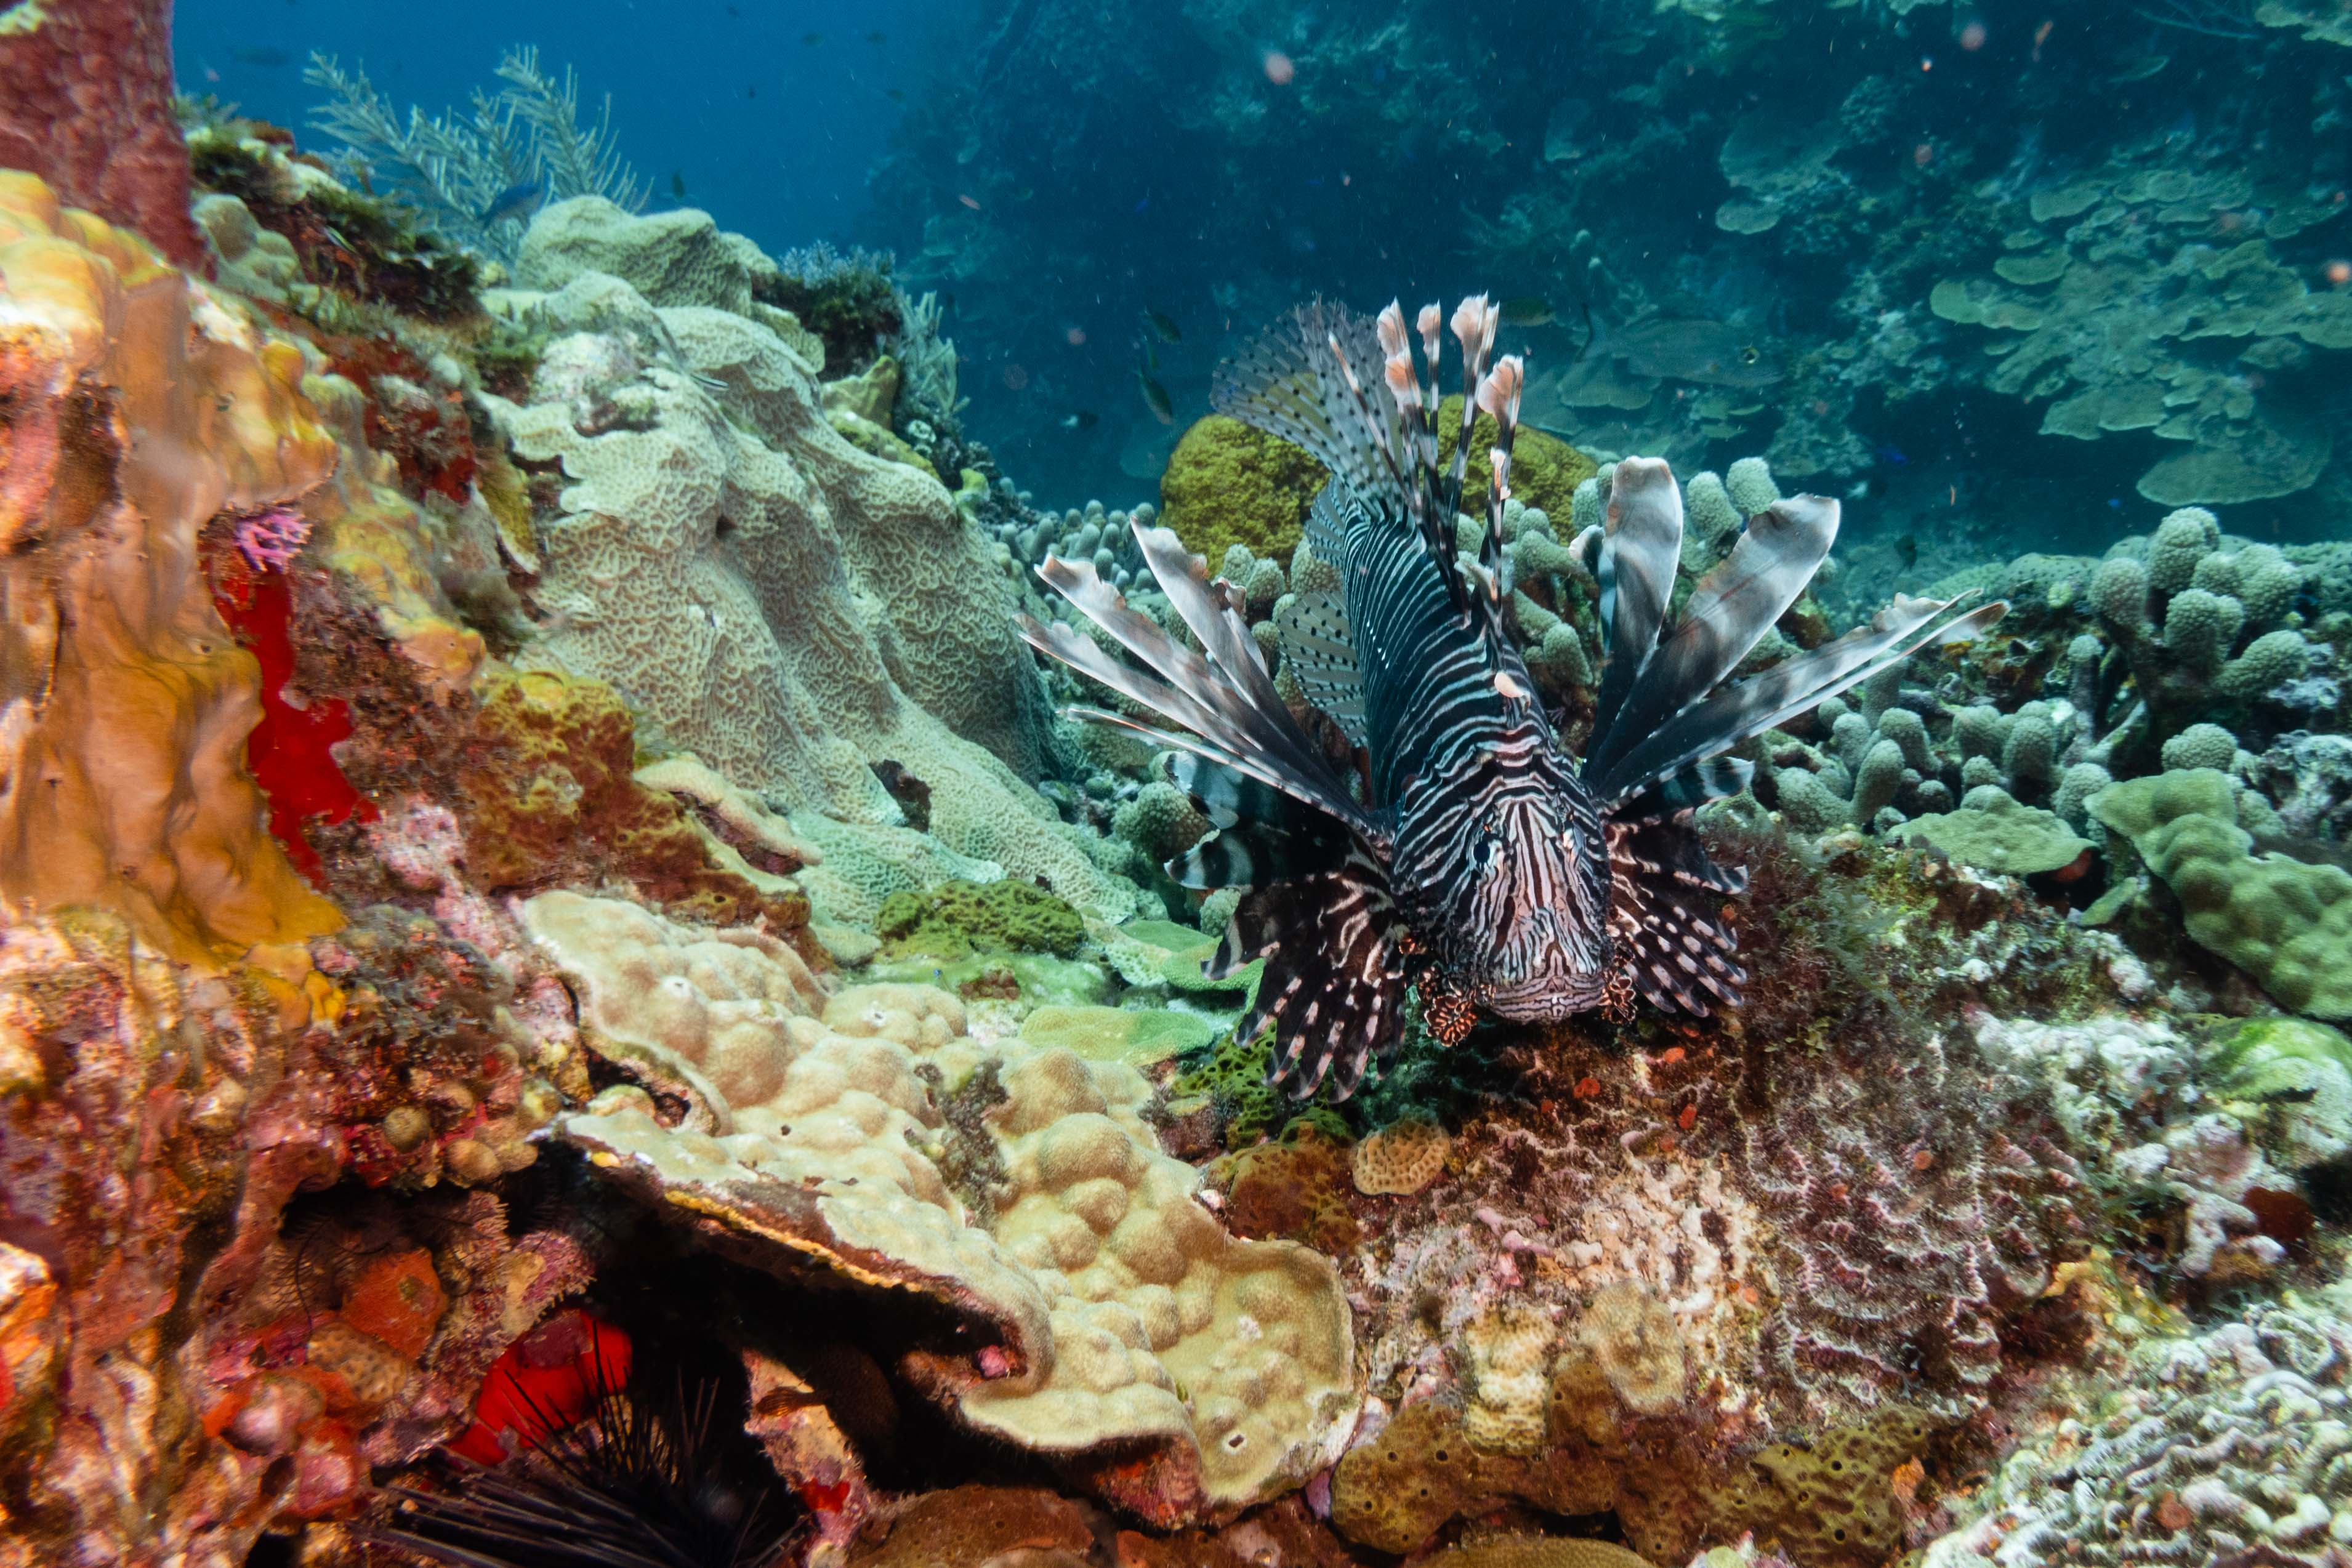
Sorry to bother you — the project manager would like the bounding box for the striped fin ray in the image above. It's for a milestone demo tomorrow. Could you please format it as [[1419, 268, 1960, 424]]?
[[1020, 536, 1375, 836], [1273, 589, 1369, 746], [1210, 300, 1404, 507], [1608, 816, 1747, 1016], [1586, 494, 1840, 781], [1591, 457, 1685, 741], [1210, 856, 1409, 1103], [1609, 756, 1757, 837], [1590, 595, 2008, 807], [1167, 754, 1353, 891]]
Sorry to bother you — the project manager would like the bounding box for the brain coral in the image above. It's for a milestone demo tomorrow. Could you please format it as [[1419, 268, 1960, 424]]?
[[491, 261, 1132, 917], [1158, 414, 1329, 567], [0, 169, 342, 963], [522, 890, 1356, 1525], [1351, 1116, 1452, 1196]]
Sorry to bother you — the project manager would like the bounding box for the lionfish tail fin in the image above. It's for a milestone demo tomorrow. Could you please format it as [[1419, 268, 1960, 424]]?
[[1214, 852, 1408, 1103]]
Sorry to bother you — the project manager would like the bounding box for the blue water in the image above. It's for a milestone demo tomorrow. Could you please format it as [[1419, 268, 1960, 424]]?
[[176, 0, 957, 260]]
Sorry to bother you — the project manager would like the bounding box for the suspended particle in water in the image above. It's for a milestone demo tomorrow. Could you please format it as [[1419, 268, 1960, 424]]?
[[2326, 260, 2350, 286], [1959, 18, 1987, 48], [1263, 50, 1295, 84], [1065, 326, 1087, 346]]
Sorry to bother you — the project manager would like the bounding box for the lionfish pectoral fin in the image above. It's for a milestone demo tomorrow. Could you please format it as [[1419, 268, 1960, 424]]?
[[1215, 854, 1407, 1103], [1606, 813, 1748, 1016], [1020, 539, 1375, 837], [1167, 754, 1357, 891], [1586, 493, 1840, 780], [1591, 456, 1685, 737], [1590, 595, 2007, 807]]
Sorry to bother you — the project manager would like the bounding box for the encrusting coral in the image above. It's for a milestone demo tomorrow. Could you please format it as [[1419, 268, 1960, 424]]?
[[520, 890, 1357, 1526], [0, 170, 343, 963]]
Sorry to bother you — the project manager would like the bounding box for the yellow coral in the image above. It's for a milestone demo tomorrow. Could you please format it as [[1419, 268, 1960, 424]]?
[[1576, 1282, 1689, 1417], [1158, 414, 1329, 568], [1351, 1115, 1451, 1196], [0, 170, 340, 963], [1462, 1301, 1558, 1455]]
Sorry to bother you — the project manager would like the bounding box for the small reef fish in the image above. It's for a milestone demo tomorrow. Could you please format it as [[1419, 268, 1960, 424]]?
[[1021, 294, 2002, 1098], [479, 180, 546, 225], [1145, 309, 1183, 343], [1498, 295, 1556, 326], [669, 171, 687, 199], [1580, 305, 1784, 388], [1138, 371, 1174, 424]]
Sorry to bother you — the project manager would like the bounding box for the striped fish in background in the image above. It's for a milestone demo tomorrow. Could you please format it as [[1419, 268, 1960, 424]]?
[[1018, 294, 2004, 1100]]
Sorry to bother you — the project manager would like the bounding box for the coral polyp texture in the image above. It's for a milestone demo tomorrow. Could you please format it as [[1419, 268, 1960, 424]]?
[[523, 890, 1356, 1525]]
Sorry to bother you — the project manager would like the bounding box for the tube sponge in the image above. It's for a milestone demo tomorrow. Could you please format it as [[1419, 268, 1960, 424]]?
[[2161, 723, 2240, 774], [2216, 628, 2310, 701], [1853, 738, 1909, 822], [1724, 455, 1781, 517], [1875, 707, 1932, 772]]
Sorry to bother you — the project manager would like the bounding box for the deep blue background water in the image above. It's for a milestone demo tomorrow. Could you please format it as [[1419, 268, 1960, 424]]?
[[176, 0, 950, 262]]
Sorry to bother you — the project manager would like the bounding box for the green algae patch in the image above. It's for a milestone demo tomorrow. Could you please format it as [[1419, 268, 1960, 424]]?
[[1434, 396, 1598, 520], [874, 877, 1085, 961], [2201, 1016, 2352, 1170], [861, 952, 1113, 1008], [1159, 414, 1328, 568], [1890, 793, 2092, 877], [1019, 1004, 1217, 1067]]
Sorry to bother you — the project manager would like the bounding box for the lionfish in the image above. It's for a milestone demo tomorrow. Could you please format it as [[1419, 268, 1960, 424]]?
[[1019, 296, 2002, 1099]]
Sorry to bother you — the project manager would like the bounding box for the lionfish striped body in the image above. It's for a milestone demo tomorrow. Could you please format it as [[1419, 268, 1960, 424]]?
[[1018, 295, 2002, 1100]]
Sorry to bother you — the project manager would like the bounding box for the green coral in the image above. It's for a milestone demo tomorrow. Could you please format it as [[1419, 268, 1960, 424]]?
[[1433, 396, 1599, 520], [2090, 768, 2352, 1019], [1159, 414, 1329, 568], [2201, 1016, 2352, 1171], [1177, 1026, 1287, 1148], [1019, 1004, 1216, 1067], [873, 878, 1085, 961], [1890, 793, 2092, 877]]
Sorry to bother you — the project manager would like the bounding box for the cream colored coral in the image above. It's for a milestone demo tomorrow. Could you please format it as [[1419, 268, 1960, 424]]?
[[489, 261, 1132, 918], [1460, 1301, 1557, 1454], [1352, 1116, 1451, 1195], [1576, 1282, 1688, 1416], [525, 891, 1355, 1521]]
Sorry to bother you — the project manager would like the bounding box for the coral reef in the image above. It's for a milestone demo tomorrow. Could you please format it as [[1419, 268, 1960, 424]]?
[[1158, 415, 1329, 568]]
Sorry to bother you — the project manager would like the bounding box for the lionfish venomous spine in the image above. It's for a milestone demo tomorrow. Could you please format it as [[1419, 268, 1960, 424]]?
[[1019, 294, 2002, 1100]]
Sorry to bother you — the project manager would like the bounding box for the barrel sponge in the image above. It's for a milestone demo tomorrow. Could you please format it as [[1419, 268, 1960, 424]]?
[[1724, 454, 1781, 517], [526, 891, 1356, 1524], [2160, 722, 2239, 774], [2147, 506, 2220, 594], [1159, 414, 1329, 568], [2217, 627, 2310, 700], [2090, 555, 2150, 630], [2090, 770, 2352, 1019], [2162, 587, 2244, 672], [0, 171, 342, 963]]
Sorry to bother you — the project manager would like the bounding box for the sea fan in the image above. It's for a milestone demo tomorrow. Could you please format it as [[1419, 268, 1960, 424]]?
[[378, 1362, 797, 1568]]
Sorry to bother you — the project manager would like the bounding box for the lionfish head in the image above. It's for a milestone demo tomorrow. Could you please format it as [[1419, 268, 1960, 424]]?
[[1411, 776, 1616, 1023]]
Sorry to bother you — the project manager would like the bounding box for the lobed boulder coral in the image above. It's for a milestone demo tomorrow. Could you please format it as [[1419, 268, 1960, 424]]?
[[486, 222, 1143, 920], [520, 890, 1358, 1526], [2092, 768, 2352, 1019]]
